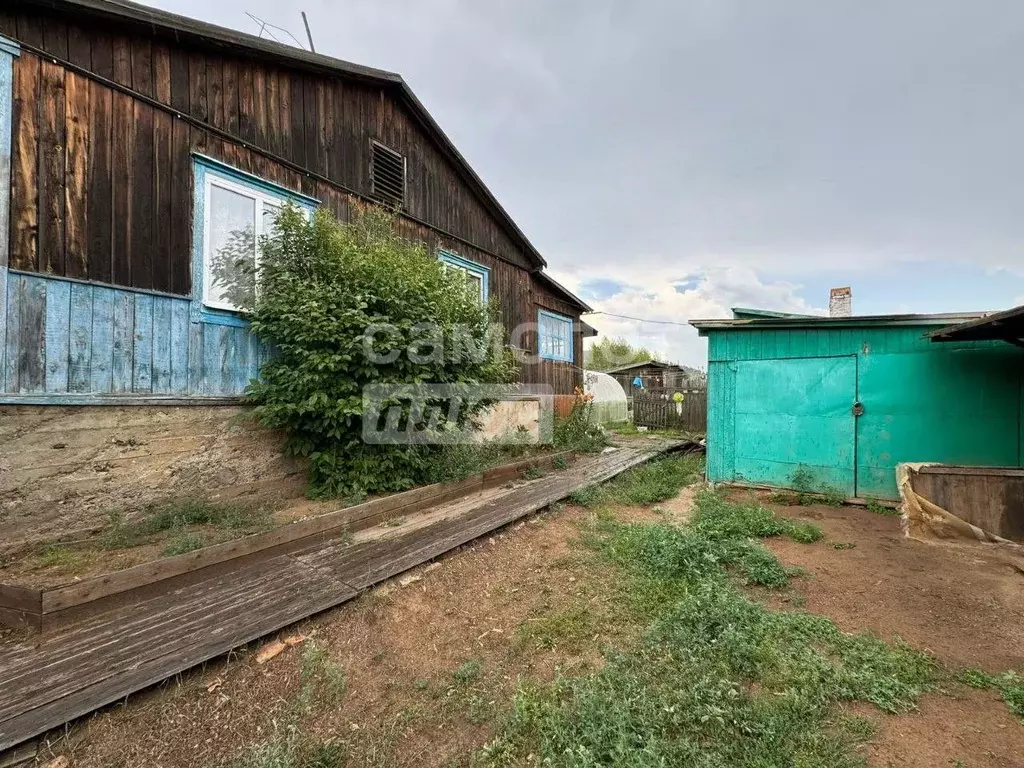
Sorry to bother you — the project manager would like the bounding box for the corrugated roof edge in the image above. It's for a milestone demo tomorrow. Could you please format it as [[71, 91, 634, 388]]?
[[35, 0, 547, 269], [691, 311, 989, 334]]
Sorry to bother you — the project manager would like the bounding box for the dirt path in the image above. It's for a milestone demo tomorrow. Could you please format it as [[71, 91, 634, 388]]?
[[755, 493, 1024, 768], [25, 490, 1024, 767]]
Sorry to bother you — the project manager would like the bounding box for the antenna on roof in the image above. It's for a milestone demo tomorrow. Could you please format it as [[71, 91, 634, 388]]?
[[301, 12, 316, 53], [244, 11, 309, 50]]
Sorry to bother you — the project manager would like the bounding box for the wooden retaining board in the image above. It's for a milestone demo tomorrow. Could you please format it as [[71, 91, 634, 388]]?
[[0, 443, 676, 752], [0, 450, 574, 632]]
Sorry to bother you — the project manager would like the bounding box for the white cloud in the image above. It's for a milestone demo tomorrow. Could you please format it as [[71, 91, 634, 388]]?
[[551, 265, 825, 368]]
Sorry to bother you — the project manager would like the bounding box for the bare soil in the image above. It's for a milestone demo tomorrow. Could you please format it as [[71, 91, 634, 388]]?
[[23, 489, 1024, 768], [747, 491, 1024, 767]]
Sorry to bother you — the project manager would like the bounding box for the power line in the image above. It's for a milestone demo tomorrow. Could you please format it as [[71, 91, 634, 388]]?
[[581, 310, 694, 327]]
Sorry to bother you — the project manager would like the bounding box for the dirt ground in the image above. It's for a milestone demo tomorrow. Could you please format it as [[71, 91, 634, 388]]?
[[753, 491, 1024, 768], [25, 490, 1024, 768]]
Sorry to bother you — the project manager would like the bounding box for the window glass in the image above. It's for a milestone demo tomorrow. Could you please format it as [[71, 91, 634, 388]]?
[[538, 311, 573, 362], [438, 253, 488, 303], [200, 170, 310, 313], [206, 185, 257, 311]]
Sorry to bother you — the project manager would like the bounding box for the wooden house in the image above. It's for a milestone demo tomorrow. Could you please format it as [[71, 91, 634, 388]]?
[[606, 360, 700, 393], [0, 0, 591, 405], [0, 0, 592, 546]]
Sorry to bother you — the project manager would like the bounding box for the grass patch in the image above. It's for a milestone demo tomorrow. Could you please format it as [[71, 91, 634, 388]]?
[[568, 453, 704, 510], [523, 467, 546, 481], [161, 532, 207, 557], [515, 606, 595, 653], [866, 498, 900, 516], [297, 640, 348, 710], [478, 489, 935, 767], [452, 659, 483, 685], [31, 544, 86, 570], [102, 498, 272, 551], [232, 723, 345, 768], [233, 641, 348, 767], [960, 668, 1024, 721], [552, 455, 569, 470]]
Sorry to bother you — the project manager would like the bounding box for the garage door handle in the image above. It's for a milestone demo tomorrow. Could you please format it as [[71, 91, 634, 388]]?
[[852, 401, 864, 416]]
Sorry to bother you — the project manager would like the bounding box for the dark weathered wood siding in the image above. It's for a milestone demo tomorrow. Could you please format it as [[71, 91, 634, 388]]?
[[0, 5, 586, 395]]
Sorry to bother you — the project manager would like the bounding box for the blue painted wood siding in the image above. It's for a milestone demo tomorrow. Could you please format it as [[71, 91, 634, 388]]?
[[2, 272, 266, 400], [0, 36, 18, 387]]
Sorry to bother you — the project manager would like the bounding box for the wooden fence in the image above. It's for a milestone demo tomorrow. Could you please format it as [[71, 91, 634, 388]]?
[[632, 387, 707, 432]]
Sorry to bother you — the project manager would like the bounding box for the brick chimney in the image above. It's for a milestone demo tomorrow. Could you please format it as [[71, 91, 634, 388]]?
[[829, 287, 852, 317]]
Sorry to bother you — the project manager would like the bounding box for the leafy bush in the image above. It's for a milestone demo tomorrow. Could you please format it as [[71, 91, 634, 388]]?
[[244, 207, 516, 497], [553, 392, 608, 454]]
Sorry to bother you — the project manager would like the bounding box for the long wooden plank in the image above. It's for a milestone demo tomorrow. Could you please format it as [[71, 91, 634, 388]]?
[[0, 569, 357, 752], [37, 450, 575, 615], [0, 561, 358, 736], [10, 52, 39, 272], [63, 71, 88, 280], [37, 60, 66, 277]]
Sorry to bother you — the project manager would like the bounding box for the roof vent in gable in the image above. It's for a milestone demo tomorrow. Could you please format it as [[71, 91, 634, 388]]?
[[370, 141, 406, 208]]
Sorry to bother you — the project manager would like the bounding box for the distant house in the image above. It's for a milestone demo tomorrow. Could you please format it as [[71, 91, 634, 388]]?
[[606, 360, 704, 392], [0, 0, 591, 404]]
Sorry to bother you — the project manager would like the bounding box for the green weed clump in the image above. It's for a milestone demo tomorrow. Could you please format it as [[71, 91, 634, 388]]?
[[161, 532, 207, 557], [478, 490, 935, 768], [866, 498, 900, 516], [960, 668, 1024, 721], [102, 498, 271, 551], [452, 659, 483, 685], [568, 454, 704, 510], [553, 399, 609, 454]]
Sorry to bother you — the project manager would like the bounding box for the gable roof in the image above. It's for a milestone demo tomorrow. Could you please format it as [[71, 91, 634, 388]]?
[[23, 0, 548, 269], [605, 360, 683, 374], [533, 272, 592, 313]]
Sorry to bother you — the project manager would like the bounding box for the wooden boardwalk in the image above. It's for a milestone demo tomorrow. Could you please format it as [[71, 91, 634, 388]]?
[[0, 443, 673, 752]]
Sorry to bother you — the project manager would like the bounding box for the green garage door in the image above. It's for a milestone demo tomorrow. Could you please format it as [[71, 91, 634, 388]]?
[[733, 357, 857, 497]]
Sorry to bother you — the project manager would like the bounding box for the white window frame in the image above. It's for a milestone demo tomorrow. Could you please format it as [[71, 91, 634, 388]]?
[[438, 251, 490, 304], [201, 173, 297, 313]]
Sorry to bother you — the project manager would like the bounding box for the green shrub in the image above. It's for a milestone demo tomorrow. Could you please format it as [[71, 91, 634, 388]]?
[[553, 398, 608, 453], [243, 207, 516, 498]]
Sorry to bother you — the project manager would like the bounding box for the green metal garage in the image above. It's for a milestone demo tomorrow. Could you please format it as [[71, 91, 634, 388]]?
[[691, 308, 1024, 501]]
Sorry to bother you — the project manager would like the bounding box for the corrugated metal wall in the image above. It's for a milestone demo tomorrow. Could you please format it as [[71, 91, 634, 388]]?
[[705, 324, 1024, 500]]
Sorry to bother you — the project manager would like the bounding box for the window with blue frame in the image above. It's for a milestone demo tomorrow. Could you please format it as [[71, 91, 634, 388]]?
[[193, 156, 318, 320], [538, 309, 574, 362], [438, 252, 489, 303]]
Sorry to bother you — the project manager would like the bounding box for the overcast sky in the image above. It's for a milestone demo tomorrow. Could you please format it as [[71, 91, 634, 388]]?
[[147, 0, 1024, 366]]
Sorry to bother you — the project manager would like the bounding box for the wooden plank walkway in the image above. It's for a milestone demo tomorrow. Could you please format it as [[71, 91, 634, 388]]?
[[0, 443, 674, 752]]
